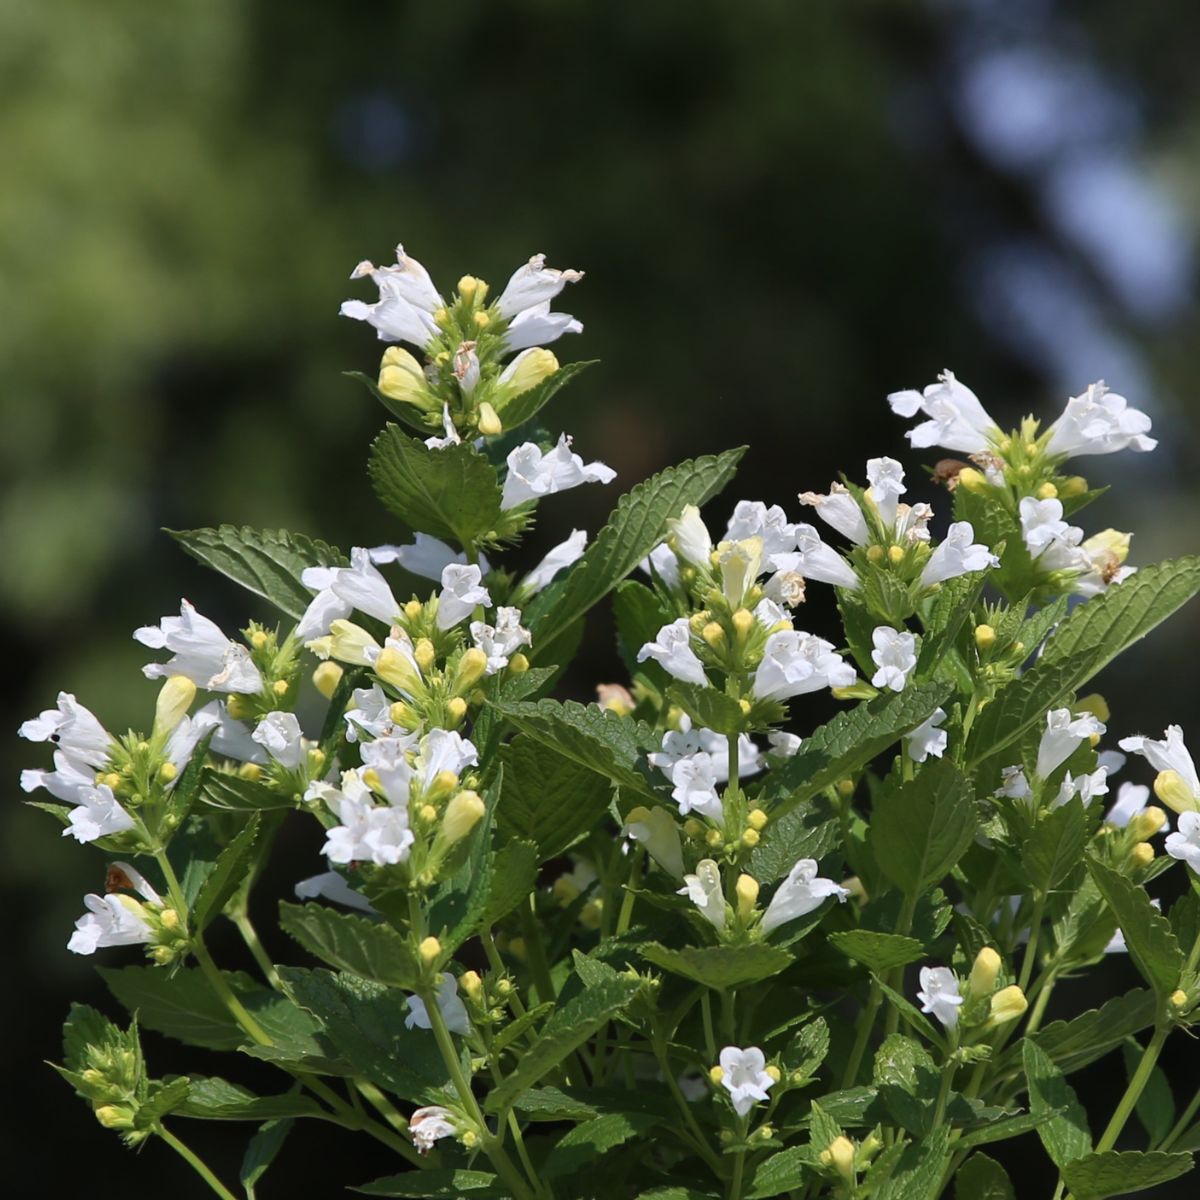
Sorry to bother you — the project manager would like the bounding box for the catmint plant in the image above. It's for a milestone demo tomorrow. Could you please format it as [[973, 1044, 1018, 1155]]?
[[23, 244, 1200, 1199]]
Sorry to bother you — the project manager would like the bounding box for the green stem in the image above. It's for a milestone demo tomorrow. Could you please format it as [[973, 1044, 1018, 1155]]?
[[520, 895, 557, 1006], [841, 978, 883, 1089], [233, 908, 284, 990], [1018, 893, 1047, 993], [157, 1125, 239, 1200], [615, 846, 645, 937], [881, 891, 919, 1041], [727, 732, 740, 797], [701, 991, 717, 1062], [1094, 1023, 1170, 1154], [728, 1148, 746, 1200], [481, 927, 527, 1018], [354, 1079, 409, 1136], [931, 1060, 957, 1130], [1159, 1086, 1200, 1152], [654, 1039, 724, 1175]]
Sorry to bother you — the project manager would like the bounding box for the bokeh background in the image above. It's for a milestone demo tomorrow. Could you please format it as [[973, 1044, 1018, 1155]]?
[[5, 0, 1200, 1193]]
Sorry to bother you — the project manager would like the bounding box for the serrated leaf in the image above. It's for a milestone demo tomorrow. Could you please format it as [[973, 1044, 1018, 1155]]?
[[916, 569, 989, 675], [1024, 799, 1089, 893], [640, 943, 793, 989], [278, 903, 420, 989], [782, 1017, 830, 1079], [543, 1111, 661, 1178], [953, 1109, 1066, 1152], [62, 1003, 121, 1073], [135, 1076, 192, 1127], [875, 1126, 950, 1200], [354, 1169, 502, 1197], [192, 815, 261, 933], [495, 359, 597, 430], [829, 930, 925, 974], [955, 1154, 1014, 1200], [748, 800, 839, 883], [491, 1001, 554, 1057], [745, 1146, 818, 1197], [169, 525, 347, 620], [1023, 1038, 1092, 1169], [368, 425, 502, 546], [482, 840, 539, 924], [666, 682, 745, 736], [1061, 1150, 1193, 1198], [201, 769, 296, 811], [177, 1077, 324, 1121], [241, 1117, 295, 1200]]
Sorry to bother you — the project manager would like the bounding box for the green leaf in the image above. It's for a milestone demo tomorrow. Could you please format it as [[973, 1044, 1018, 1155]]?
[[745, 1146, 818, 1197], [613, 579, 672, 675], [201, 769, 296, 811], [543, 1111, 661, 1178], [368, 425, 502, 546], [916, 569, 989, 675], [875, 1126, 950, 1200], [191, 815, 261, 933], [828, 930, 925, 975], [168, 525, 347, 620], [495, 358, 597, 430], [666, 682, 745, 736], [748, 800, 839, 883], [1024, 799, 1089, 893], [525, 447, 747, 649], [485, 976, 640, 1112], [782, 1018, 830, 1080], [241, 1118, 295, 1200], [1121, 1041, 1176, 1143], [498, 735, 614, 861], [955, 1154, 1014, 1200], [1023, 1038, 1092, 1170], [869, 759, 976, 895], [178, 1077, 324, 1121], [954, 1109, 1068, 1153], [1087, 858, 1184, 999], [135, 1076, 192, 1127], [640, 943, 793, 989], [278, 903, 421, 989], [763, 683, 952, 816], [354, 1169, 502, 1197], [343, 369, 435, 433], [1061, 1150, 1193, 1198], [873, 1033, 938, 1135], [968, 557, 1200, 767], [62, 1003, 121, 1073], [482, 839, 540, 924]]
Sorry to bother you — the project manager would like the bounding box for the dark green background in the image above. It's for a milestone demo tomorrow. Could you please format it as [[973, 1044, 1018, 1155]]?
[[4, 1, 1199, 1193]]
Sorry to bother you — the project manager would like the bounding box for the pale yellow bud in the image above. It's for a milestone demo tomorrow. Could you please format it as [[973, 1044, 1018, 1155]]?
[[102, 772, 121, 790], [836, 778, 855, 797], [579, 898, 604, 929], [1129, 806, 1167, 840], [739, 698, 752, 715], [1154, 770, 1198, 814], [969, 946, 1001, 997], [94, 1104, 135, 1130], [732, 608, 755, 639], [866, 545, 885, 564], [1036, 482, 1058, 499], [827, 1136, 855, 1182], [153, 675, 196, 736], [272, 679, 289, 696], [461, 1129, 479, 1148], [701, 621, 726, 649], [453, 648, 489, 694], [477, 402, 502, 437], [1170, 989, 1189, 1009], [248, 629, 268, 650], [844, 875, 867, 902], [427, 770, 460, 802], [457, 274, 488, 303], [419, 804, 438, 823], [683, 818, 704, 839], [419, 937, 442, 964], [238, 762, 262, 781], [735, 874, 759, 921], [509, 652, 530, 674], [157, 762, 177, 783], [1083, 528, 1131, 567], [501, 347, 558, 397], [329, 620, 381, 667], [460, 969, 483, 1001], [390, 700, 415, 725], [413, 638, 436, 672], [378, 346, 435, 410], [887, 545, 905, 565], [1075, 693, 1111, 723], [433, 307, 450, 325], [957, 466, 987, 493], [226, 694, 252, 720], [988, 985, 1028, 1026], [1060, 475, 1088, 498], [443, 790, 486, 843], [708, 1065, 724, 1084], [160, 908, 180, 930], [706, 828, 723, 848], [764, 1064, 781, 1082], [473, 310, 490, 328], [446, 697, 468, 723], [312, 661, 343, 699], [308, 747, 326, 771], [362, 767, 383, 793], [375, 644, 423, 694], [741, 828, 760, 848], [403, 599, 423, 621], [974, 624, 997, 652], [747, 808, 768, 831], [1130, 842, 1154, 868]]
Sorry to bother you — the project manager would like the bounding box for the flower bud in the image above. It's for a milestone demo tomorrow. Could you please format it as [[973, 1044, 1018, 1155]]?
[[887, 545, 905, 565], [706, 828, 723, 848], [418, 937, 442, 964], [477, 402, 503, 437], [1129, 806, 1167, 840], [988, 985, 1028, 1026], [328, 620, 381, 667], [708, 1065, 724, 1084], [457, 274, 488, 303], [446, 697, 468, 724], [379, 347, 436, 410], [377, 647, 423, 696], [501, 348, 558, 396], [390, 700, 416, 726], [836, 778, 855, 798], [1060, 475, 1088, 498], [683, 818, 704, 839], [826, 1136, 856, 1182], [412, 638, 436, 673], [460, 970, 483, 1001], [1170, 989, 1189, 1010], [404, 599, 423, 621], [765, 1064, 781, 1082], [94, 1104, 135, 1130], [1155, 770, 1198, 814], [741, 828, 760, 848], [735, 874, 759, 921], [1075, 693, 1110, 723], [509, 652, 530, 674], [312, 661, 343, 699], [272, 679, 289, 697], [969, 947, 1001, 996], [419, 804, 438, 824], [957, 467, 987, 493], [1130, 842, 1154, 868], [701, 621, 725, 649], [453, 648, 489, 694], [974, 624, 996, 652], [158, 762, 177, 783], [238, 762, 262, 781], [747, 808, 768, 831], [866, 545, 885, 564], [1036, 482, 1058, 499], [443, 790, 486, 843], [101, 772, 122, 790], [153, 675, 196, 736], [473, 310, 491, 328], [226, 694, 252, 720]]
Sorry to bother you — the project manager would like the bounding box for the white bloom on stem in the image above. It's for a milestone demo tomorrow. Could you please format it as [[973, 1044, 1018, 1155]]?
[[340, 249, 442, 347], [298, 548, 402, 640], [405, 974, 471, 1035], [1045, 382, 1156, 458], [502, 301, 583, 353], [621, 806, 684, 877], [768, 731, 803, 757], [647, 715, 761, 784], [310, 770, 414, 866], [190, 700, 266, 764], [294, 871, 375, 913], [521, 529, 588, 593], [67, 863, 161, 956], [425, 403, 463, 450], [496, 253, 584, 319], [678, 859, 726, 930], [471, 607, 531, 673], [920, 522, 998, 587], [1166, 812, 1200, 874], [437, 564, 492, 631], [718, 1046, 775, 1116], [19, 692, 112, 769], [638, 619, 708, 686], [501, 435, 615, 510], [20, 751, 96, 805], [251, 712, 305, 770], [996, 765, 1032, 800], [895, 502, 934, 545], [870, 626, 917, 692], [1106, 782, 1151, 828], [1073, 530, 1135, 597], [666, 754, 725, 823], [410, 1106, 458, 1155], [754, 597, 790, 630], [1120, 725, 1200, 813], [135, 601, 263, 694], [668, 506, 714, 568], [1018, 497, 1074, 553], [63, 784, 135, 844], [797, 483, 869, 546], [725, 501, 797, 569], [781, 524, 860, 590], [370, 534, 489, 583], [639, 543, 682, 590], [887, 371, 999, 454], [917, 965, 964, 1028], [452, 341, 480, 396], [1037, 707, 1105, 778], [717, 537, 764, 606], [866, 457, 907, 528], [1053, 767, 1110, 808], [763, 568, 806, 609], [752, 630, 855, 702], [760, 859, 849, 933], [905, 708, 948, 763], [410, 728, 479, 785], [343, 685, 406, 743]]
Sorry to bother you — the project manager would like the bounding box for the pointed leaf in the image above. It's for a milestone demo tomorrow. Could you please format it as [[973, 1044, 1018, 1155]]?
[[1023, 1038, 1092, 1169], [278, 902, 420, 989], [640, 943, 793, 989], [495, 359, 597, 430], [955, 1154, 1014, 1200], [1061, 1150, 1193, 1198], [191, 815, 261, 934]]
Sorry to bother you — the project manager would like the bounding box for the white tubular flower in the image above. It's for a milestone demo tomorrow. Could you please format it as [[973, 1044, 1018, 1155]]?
[[294, 871, 375, 913], [425, 403, 463, 450], [1106, 782, 1151, 828], [311, 770, 414, 866], [797, 483, 869, 546], [135, 601, 263, 694], [1166, 812, 1200, 874], [1073, 530, 1135, 597], [637, 619, 708, 686], [752, 630, 855, 702], [647, 715, 761, 784], [67, 864, 161, 956], [668, 505, 714, 568], [768, 731, 803, 757], [471, 607, 532, 674], [20, 692, 112, 769], [1053, 767, 1110, 808], [502, 301, 583, 352], [501, 434, 615, 510], [521, 529, 588, 592], [1018, 497, 1077, 559], [996, 765, 1032, 800], [344, 685, 407, 743], [370, 534, 489, 583], [410, 1106, 458, 1155], [667, 753, 725, 823], [295, 569, 353, 642], [251, 712, 305, 770], [21, 751, 96, 805], [718, 1046, 775, 1116], [639, 543, 682, 590], [405, 974, 471, 1035], [622, 806, 684, 877], [437, 564, 492, 631], [717, 537, 764, 606], [760, 859, 849, 933], [916, 965, 964, 1029], [905, 708, 948, 763], [1046, 382, 1156, 458], [452, 341, 480, 396], [784, 525, 860, 590], [496, 253, 584, 319], [920, 522, 998, 587], [895, 502, 934, 545], [340, 249, 442, 347], [678, 859, 726, 930], [63, 784, 135, 844], [318, 548, 402, 628], [190, 701, 266, 764], [412, 728, 479, 784], [725, 501, 798, 569], [498, 347, 559, 396], [887, 371, 999, 454], [870, 626, 917, 693], [754, 597, 790, 629], [866, 457, 907, 528], [763, 568, 806, 609], [1120, 725, 1200, 814], [1037, 707, 1105, 779]]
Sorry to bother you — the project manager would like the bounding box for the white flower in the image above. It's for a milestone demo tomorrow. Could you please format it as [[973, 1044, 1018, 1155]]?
[[135, 601, 263, 694], [887, 371, 999, 454], [410, 728, 479, 785], [866, 457, 907, 528], [166, 710, 220, 776], [1119, 725, 1200, 803], [501, 434, 615, 510], [1053, 767, 1110, 808], [1019, 497, 1074, 553], [1166, 812, 1200, 874], [781, 524, 860, 590], [622, 806, 684, 877], [717, 537, 764, 606], [1046, 382, 1156, 458], [752, 630, 855, 702], [760, 859, 849, 933], [996, 765, 1032, 800], [297, 548, 402, 641], [1037, 708, 1105, 779], [452, 341, 480, 396], [67, 863, 161, 956], [502, 301, 583, 353], [870, 626, 917, 693], [668, 506, 713, 568], [520, 529, 588, 593], [437, 564, 492, 631], [405, 974, 471, 1035], [19, 692, 112, 769], [470, 607, 531, 674], [340, 249, 442, 348], [496, 253, 584, 320], [798, 483, 869, 546], [637, 619, 708, 686], [343, 685, 413, 743], [905, 708, 948, 763], [725, 501, 797, 569], [369, 534, 489, 583], [666, 753, 725, 823], [639, 543, 682, 590], [63, 784, 135, 844], [916, 965, 964, 1029], [1106, 782, 1152, 828], [647, 715, 761, 784], [294, 871, 375, 913], [718, 1046, 775, 1116], [190, 701, 266, 764], [1073, 530, 1135, 597], [920, 522, 998, 587], [310, 770, 414, 866], [425, 403, 463, 449], [754, 597, 790, 629], [763, 568, 806, 608], [895, 502, 934, 545], [768, 731, 803, 757], [410, 1105, 458, 1155], [678, 859, 726, 930], [251, 712, 305, 770], [20, 751, 96, 805]]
